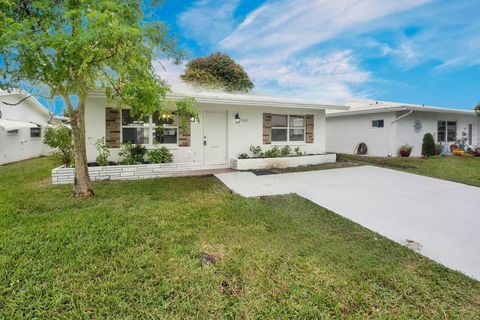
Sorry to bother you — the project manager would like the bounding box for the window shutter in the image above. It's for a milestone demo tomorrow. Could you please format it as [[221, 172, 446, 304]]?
[[105, 108, 120, 148], [263, 113, 272, 144], [306, 115, 314, 143], [178, 115, 191, 147]]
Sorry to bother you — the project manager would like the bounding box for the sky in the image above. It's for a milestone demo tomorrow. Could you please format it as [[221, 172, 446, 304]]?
[[151, 0, 480, 110]]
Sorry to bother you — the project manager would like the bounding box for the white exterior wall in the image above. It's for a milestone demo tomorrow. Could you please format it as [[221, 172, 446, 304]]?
[[85, 96, 327, 165], [326, 112, 396, 156], [0, 94, 52, 165], [393, 111, 479, 157]]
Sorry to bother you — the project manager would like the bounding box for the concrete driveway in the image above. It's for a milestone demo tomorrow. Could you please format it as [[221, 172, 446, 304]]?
[[216, 166, 480, 280]]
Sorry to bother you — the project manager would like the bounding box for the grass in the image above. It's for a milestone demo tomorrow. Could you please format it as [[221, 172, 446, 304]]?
[[338, 154, 480, 187], [0, 157, 479, 318]]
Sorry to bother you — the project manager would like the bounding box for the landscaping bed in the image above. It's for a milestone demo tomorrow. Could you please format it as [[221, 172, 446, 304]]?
[[231, 153, 336, 170]]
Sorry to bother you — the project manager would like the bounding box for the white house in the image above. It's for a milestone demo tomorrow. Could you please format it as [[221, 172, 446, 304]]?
[[0, 90, 68, 165], [326, 99, 480, 157], [84, 91, 346, 167]]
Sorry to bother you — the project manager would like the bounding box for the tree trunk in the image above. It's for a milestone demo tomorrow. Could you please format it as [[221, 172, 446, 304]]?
[[69, 95, 94, 197]]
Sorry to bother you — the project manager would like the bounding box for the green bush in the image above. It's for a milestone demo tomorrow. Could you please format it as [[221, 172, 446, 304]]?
[[294, 146, 302, 156], [94, 137, 110, 166], [43, 124, 74, 167], [264, 146, 281, 158], [280, 145, 291, 157], [249, 145, 263, 158], [422, 133, 436, 157], [147, 147, 174, 164], [119, 142, 147, 165]]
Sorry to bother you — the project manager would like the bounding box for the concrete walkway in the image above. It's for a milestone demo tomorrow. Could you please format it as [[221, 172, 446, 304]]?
[[215, 166, 480, 280]]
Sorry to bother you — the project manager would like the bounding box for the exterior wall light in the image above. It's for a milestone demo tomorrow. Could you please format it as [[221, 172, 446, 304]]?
[[234, 113, 241, 123]]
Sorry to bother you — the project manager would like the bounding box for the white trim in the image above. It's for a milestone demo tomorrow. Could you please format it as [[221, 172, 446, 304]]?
[[327, 105, 476, 117]]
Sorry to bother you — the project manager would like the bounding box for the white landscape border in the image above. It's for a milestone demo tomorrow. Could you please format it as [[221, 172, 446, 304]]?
[[231, 154, 337, 170]]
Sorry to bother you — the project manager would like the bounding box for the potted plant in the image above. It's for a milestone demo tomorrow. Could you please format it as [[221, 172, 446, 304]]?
[[450, 144, 459, 152], [399, 144, 413, 157], [435, 142, 442, 156], [474, 147, 480, 157], [453, 149, 465, 156]]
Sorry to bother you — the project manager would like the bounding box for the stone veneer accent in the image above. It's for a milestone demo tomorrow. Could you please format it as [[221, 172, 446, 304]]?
[[105, 108, 121, 148], [52, 162, 226, 185], [178, 116, 191, 147], [306, 115, 314, 143], [263, 113, 272, 144]]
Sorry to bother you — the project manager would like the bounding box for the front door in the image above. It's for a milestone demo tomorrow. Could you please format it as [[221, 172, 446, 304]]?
[[203, 112, 227, 165]]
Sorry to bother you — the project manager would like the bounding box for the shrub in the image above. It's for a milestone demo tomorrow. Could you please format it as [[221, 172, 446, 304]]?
[[280, 145, 291, 157], [147, 147, 173, 164], [238, 153, 249, 159], [264, 146, 281, 158], [294, 146, 302, 156], [119, 142, 147, 165], [422, 133, 436, 157], [43, 124, 74, 167], [249, 145, 263, 158], [400, 144, 413, 153], [94, 137, 110, 166]]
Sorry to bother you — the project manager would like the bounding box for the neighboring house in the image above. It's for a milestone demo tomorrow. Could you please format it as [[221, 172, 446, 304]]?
[[326, 99, 480, 157], [84, 91, 346, 166], [0, 90, 67, 165]]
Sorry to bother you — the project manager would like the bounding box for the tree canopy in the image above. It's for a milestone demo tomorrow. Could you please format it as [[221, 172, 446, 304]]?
[[181, 52, 254, 93], [0, 0, 196, 196]]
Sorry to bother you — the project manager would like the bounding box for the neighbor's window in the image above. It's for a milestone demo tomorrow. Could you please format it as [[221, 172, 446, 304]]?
[[7, 129, 18, 135], [271, 114, 305, 142], [121, 109, 150, 144], [30, 127, 41, 138], [371, 119, 384, 128], [437, 121, 457, 142], [153, 112, 178, 144]]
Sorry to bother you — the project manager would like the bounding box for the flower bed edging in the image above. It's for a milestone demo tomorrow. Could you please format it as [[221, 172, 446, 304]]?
[[51, 162, 219, 185], [230, 154, 336, 170]]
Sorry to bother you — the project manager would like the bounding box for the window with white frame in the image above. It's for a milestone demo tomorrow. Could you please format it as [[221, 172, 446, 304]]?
[[121, 109, 179, 145], [371, 119, 384, 128], [30, 126, 41, 138], [152, 112, 178, 144], [7, 129, 18, 135], [437, 121, 456, 142], [271, 114, 305, 142]]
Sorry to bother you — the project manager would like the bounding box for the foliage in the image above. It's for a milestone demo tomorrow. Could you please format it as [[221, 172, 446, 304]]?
[[280, 145, 291, 157], [238, 153, 249, 159], [181, 52, 254, 93], [0, 157, 479, 318], [94, 137, 110, 166], [0, 0, 196, 195], [399, 144, 413, 153], [119, 142, 147, 165], [294, 147, 302, 156], [249, 145, 264, 158], [147, 146, 173, 164], [475, 103, 480, 117], [43, 125, 74, 167], [264, 146, 282, 158], [421, 133, 436, 157]]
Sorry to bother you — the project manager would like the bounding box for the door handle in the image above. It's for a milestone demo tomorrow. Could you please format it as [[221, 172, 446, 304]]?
[[203, 136, 207, 146]]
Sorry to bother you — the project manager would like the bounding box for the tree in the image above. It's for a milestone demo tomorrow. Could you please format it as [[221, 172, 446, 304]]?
[[475, 103, 480, 117], [181, 52, 254, 93], [422, 133, 436, 157], [0, 0, 196, 197]]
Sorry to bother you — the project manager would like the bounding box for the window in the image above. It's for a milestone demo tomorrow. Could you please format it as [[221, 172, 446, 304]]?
[[371, 119, 384, 128], [271, 114, 305, 142], [437, 121, 457, 142], [7, 129, 18, 135], [121, 109, 179, 145], [468, 124, 473, 145], [121, 109, 150, 144], [153, 112, 177, 144], [30, 127, 41, 138]]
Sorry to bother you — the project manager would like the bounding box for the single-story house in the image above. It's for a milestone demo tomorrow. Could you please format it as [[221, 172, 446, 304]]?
[[0, 90, 68, 165], [326, 99, 480, 157], [84, 91, 347, 167]]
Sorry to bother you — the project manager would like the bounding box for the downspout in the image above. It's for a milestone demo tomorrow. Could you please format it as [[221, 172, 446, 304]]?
[[388, 108, 413, 156]]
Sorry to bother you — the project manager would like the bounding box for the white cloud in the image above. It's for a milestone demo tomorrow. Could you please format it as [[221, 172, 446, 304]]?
[[177, 0, 241, 46]]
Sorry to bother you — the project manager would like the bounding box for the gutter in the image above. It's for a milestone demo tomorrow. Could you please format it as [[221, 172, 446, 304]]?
[[388, 108, 413, 156]]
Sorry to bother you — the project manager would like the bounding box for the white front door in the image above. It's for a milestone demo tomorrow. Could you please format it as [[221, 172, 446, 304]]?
[[203, 112, 227, 165]]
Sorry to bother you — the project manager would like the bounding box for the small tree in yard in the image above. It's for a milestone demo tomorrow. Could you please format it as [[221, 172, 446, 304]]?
[[422, 133, 436, 157], [0, 0, 197, 197], [181, 52, 254, 93], [44, 125, 74, 167]]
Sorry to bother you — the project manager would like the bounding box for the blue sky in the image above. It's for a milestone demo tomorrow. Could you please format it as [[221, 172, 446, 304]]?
[[151, 0, 480, 110]]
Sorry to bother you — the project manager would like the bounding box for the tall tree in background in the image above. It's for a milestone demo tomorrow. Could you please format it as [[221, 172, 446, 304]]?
[[181, 52, 254, 93], [0, 0, 196, 197]]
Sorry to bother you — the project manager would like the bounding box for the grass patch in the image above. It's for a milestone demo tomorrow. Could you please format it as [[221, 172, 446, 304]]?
[[0, 157, 479, 318], [338, 154, 480, 187]]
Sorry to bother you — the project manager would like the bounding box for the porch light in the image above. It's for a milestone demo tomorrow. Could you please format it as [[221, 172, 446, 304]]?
[[234, 113, 241, 123]]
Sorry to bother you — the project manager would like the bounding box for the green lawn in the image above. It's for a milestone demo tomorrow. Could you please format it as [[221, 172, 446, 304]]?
[[338, 154, 480, 187], [0, 157, 479, 318]]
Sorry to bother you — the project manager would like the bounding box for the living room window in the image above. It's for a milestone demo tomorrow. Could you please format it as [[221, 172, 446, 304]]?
[[121, 109, 150, 144], [437, 121, 457, 142], [152, 112, 178, 144], [121, 110, 179, 145], [271, 114, 305, 142]]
